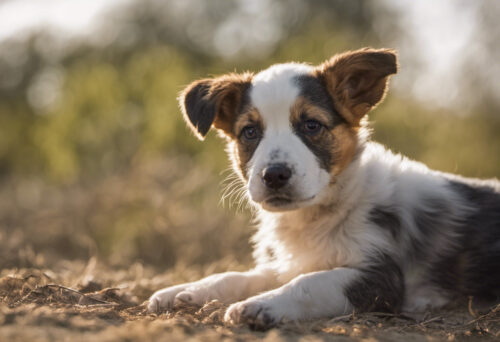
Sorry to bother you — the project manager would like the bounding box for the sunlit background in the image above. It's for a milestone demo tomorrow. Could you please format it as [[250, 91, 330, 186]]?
[[1, 0, 499, 274]]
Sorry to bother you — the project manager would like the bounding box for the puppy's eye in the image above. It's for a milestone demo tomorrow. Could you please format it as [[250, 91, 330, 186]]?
[[302, 120, 322, 135], [242, 125, 259, 140]]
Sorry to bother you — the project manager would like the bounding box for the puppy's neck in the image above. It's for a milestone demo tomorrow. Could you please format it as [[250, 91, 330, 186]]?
[[252, 144, 371, 277]]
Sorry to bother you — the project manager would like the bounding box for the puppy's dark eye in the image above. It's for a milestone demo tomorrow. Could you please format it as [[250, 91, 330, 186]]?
[[302, 120, 322, 135], [242, 125, 259, 140]]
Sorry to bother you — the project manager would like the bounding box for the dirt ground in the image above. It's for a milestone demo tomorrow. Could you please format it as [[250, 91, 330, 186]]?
[[1, 265, 499, 342], [1, 160, 499, 341]]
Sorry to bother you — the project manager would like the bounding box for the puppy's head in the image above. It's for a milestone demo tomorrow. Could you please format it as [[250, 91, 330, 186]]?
[[180, 48, 397, 211]]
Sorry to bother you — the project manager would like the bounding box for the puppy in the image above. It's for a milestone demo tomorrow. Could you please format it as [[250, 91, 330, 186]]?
[[148, 48, 500, 329]]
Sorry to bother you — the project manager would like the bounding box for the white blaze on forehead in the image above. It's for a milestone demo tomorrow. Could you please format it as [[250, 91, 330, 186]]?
[[246, 63, 331, 209], [250, 63, 312, 129]]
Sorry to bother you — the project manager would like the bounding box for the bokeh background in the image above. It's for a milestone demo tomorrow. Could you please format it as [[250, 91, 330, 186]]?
[[1, 0, 500, 276]]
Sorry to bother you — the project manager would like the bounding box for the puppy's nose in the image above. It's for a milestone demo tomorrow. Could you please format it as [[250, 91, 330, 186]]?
[[262, 164, 292, 190]]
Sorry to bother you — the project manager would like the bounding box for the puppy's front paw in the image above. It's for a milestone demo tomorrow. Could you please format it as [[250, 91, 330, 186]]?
[[147, 285, 185, 313], [172, 289, 208, 307], [148, 283, 215, 313], [224, 299, 283, 330]]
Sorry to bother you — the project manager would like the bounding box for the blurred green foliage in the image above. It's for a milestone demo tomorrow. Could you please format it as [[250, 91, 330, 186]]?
[[0, 0, 499, 270]]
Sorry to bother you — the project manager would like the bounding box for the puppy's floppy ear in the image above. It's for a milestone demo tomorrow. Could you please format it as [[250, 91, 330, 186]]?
[[179, 72, 253, 140], [316, 48, 398, 126]]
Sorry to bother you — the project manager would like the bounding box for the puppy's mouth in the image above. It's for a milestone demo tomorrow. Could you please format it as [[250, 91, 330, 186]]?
[[265, 196, 293, 206], [262, 195, 316, 211]]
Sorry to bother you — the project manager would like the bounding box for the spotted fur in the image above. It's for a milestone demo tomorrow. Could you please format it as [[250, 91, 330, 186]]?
[[149, 48, 500, 330]]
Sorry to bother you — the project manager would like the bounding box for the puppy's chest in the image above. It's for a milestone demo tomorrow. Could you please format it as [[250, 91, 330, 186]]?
[[257, 210, 366, 282]]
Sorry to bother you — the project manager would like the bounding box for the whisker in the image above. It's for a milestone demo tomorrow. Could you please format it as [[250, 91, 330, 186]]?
[[220, 172, 246, 209]]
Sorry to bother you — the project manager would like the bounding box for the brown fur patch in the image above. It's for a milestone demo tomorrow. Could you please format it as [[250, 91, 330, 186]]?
[[290, 97, 334, 128], [180, 49, 395, 181], [179, 72, 253, 140], [313, 48, 397, 127], [330, 124, 358, 176], [290, 96, 358, 176], [233, 108, 264, 137], [230, 108, 264, 180]]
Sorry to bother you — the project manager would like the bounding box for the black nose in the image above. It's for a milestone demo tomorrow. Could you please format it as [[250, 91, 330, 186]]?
[[262, 164, 292, 190]]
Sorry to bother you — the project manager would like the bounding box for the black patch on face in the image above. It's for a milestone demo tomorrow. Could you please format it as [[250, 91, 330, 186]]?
[[237, 135, 262, 179], [292, 127, 336, 171], [269, 149, 282, 161], [344, 253, 404, 313], [294, 74, 347, 126], [234, 90, 265, 179], [291, 75, 350, 171], [369, 206, 401, 240], [236, 135, 262, 179]]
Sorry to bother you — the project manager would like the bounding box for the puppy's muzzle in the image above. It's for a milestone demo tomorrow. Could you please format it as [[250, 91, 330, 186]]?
[[261, 164, 292, 190]]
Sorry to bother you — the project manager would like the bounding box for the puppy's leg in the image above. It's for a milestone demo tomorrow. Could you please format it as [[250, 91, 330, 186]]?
[[225, 268, 358, 328], [148, 268, 278, 313], [225, 260, 404, 329]]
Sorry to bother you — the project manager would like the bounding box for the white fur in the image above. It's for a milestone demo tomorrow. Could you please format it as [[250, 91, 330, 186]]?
[[252, 142, 453, 287], [149, 62, 477, 325], [149, 139, 465, 319], [225, 268, 359, 325], [148, 268, 277, 312], [248, 63, 331, 211]]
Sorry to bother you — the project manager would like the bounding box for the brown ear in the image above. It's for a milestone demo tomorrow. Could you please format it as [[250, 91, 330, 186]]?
[[315, 48, 398, 126], [179, 73, 253, 140]]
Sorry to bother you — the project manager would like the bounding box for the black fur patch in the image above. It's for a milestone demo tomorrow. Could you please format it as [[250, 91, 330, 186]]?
[[344, 253, 404, 313], [294, 75, 346, 126], [405, 195, 470, 297], [369, 206, 401, 240], [410, 197, 454, 254], [291, 75, 351, 171], [183, 79, 252, 138], [236, 134, 263, 179], [292, 127, 336, 171], [183, 81, 215, 137], [445, 178, 500, 299]]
